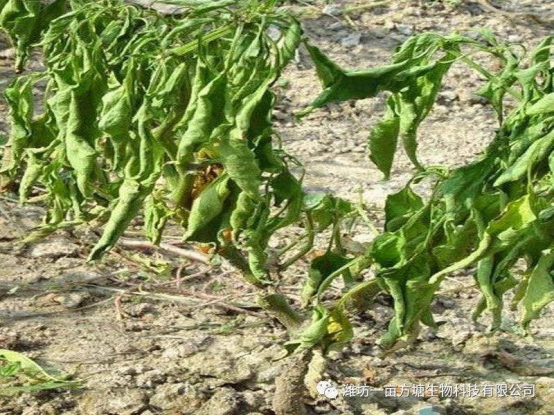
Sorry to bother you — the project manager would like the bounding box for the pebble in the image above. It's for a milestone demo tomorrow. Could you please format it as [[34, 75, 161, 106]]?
[[440, 90, 459, 102], [273, 109, 288, 121], [452, 331, 473, 346], [54, 292, 88, 309], [322, 4, 342, 16], [28, 239, 80, 259], [341, 33, 362, 48], [149, 383, 203, 413], [126, 303, 156, 318], [54, 257, 83, 269], [329, 21, 346, 31], [161, 336, 211, 359], [242, 390, 265, 409], [384, 20, 396, 31], [396, 24, 414, 36], [267, 25, 281, 41], [508, 34, 522, 43], [0, 48, 15, 59], [198, 387, 241, 415], [135, 370, 167, 388], [118, 366, 138, 377]]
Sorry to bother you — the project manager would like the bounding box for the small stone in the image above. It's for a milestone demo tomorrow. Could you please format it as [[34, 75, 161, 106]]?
[[38, 403, 57, 415], [436, 298, 455, 308], [384, 20, 396, 31], [134, 364, 153, 374], [161, 336, 211, 359], [273, 109, 288, 121], [420, 327, 437, 342], [443, 90, 458, 101], [329, 22, 345, 31], [135, 370, 166, 389], [0, 48, 15, 59], [403, 6, 420, 17], [256, 364, 281, 383], [107, 389, 147, 414], [266, 25, 281, 41], [452, 331, 472, 346], [469, 94, 487, 105], [118, 366, 138, 376], [149, 383, 204, 413], [199, 387, 242, 415], [396, 24, 413, 36], [53, 292, 88, 309], [340, 33, 361, 48], [0, 331, 20, 349], [508, 34, 522, 43], [242, 390, 265, 410], [55, 257, 83, 269], [372, 27, 387, 39], [322, 4, 341, 16], [315, 403, 333, 413], [127, 303, 156, 318], [29, 239, 80, 259], [361, 403, 381, 414]]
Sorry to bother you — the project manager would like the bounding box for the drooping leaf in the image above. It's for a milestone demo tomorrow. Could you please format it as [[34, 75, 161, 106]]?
[[520, 251, 554, 330]]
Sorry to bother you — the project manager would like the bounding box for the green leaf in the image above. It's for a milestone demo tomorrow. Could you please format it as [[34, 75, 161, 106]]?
[[0, 349, 62, 382], [89, 179, 150, 260], [217, 140, 261, 200], [284, 306, 330, 354], [526, 93, 554, 115], [1, 75, 34, 173], [144, 195, 172, 246], [395, 51, 457, 170], [376, 255, 434, 350], [302, 251, 350, 306], [520, 251, 554, 330], [323, 307, 354, 351], [0, 348, 79, 396], [0, 0, 41, 71], [184, 174, 231, 242], [19, 152, 43, 203], [300, 43, 413, 116], [303, 193, 352, 231], [368, 97, 400, 178], [229, 191, 256, 237], [494, 130, 554, 187], [65, 91, 97, 198], [176, 68, 222, 169], [384, 184, 424, 232]]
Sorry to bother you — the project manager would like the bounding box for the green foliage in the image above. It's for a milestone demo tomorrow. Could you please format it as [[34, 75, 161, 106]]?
[[0, 0, 320, 284], [307, 31, 554, 349], [0, 349, 80, 395], [0, 0, 359, 355], [2, 0, 554, 360], [0, 0, 69, 72]]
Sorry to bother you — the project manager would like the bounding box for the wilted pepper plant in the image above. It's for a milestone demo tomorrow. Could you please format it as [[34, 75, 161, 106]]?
[[0, 0, 360, 351], [1, 0, 554, 379]]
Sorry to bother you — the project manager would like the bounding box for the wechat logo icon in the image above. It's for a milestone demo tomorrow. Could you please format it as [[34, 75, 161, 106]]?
[[317, 380, 339, 399]]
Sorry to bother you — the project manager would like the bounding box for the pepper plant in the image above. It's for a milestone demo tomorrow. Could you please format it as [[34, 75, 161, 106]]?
[[0, 0, 359, 337], [300, 31, 554, 351], [2, 0, 554, 359]]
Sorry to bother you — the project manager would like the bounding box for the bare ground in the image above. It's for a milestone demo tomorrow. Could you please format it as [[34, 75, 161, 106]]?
[[1, 1, 554, 414]]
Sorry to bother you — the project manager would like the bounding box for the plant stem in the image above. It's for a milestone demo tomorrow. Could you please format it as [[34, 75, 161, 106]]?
[[281, 213, 315, 269]]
